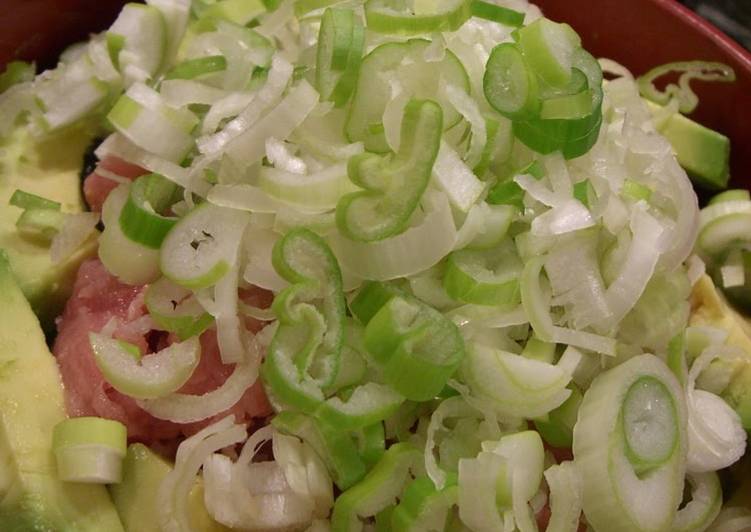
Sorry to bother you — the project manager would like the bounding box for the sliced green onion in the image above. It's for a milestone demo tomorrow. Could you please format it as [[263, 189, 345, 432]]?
[[470, 0, 523, 26], [517, 17, 580, 88], [573, 354, 687, 532], [637, 61, 735, 114], [331, 443, 421, 532], [363, 288, 464, 401], [463, 343, 572, 418], [346, 39, 469, 153], [293, 0, 338, 16], [160, 203, 251, 289], [534, 384, 582, 448], [391, 476, 458, 532], [457, 449, 509, 530], [355, 422, 386, 468], [118, 173, 180, 249], [487, 180, 525, 210], [34, 57, 109, 131], [316, 383, 404, 430], [107, 3, 167, 83], [350, 280, 404, 326], [544, 461, 583, 532], [272, 411, 368, 491], [258, 162, 358, 210], [572, 179, 595, 208], [90, 332, 201, 399], [698, 212, 751, 259], [15, 208, 66, 240], [364, 0, 472, 35], [261, 229, 374, 426], [9, 189, 61, 211], [621, 179, 653, 202], [337, 99, 442, 242], [201, 0, 266, 25], [483, 42, 540, 119], [672, 472, 722, 532], [708, 189, 749, 205], [165, 55, 227, 80], [145, 277, 214, 341], [99, 184, 162, 286], [316, 8, 364, 107], [443, 239, 522, 306], [540, 88, 593, 120], [53, 417, 127, 484], [107, 83, 198, 162]]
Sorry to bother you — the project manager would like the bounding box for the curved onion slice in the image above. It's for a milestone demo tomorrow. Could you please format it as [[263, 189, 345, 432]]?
[[138, 346, 260, 423], [158, 416, 247, 532], [330, 192, 456, 281], [90, 333, 201, 400]]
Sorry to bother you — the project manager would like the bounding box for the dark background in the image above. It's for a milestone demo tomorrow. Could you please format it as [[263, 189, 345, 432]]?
[[682, 0, 751, 49]]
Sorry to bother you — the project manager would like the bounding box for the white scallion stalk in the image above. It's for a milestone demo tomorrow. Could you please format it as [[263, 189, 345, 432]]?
[[212, 262, 247, 364], [720, 249, 745, 288], [99, 184, 162, 285], [463, 343, 572, 419], [138, 344, 261, 423], [158, 416, 247, 532], [572, 354, 687, 532], [198, 54, 293, 155], [686, 346, 747, 473], [458, 450, 510, 531], [544, 461, 583, 532], [34, 58, 108, 130], [50, 212, 99, 264], [89, 332, 201, 399], [146, 0, 190, 70], [330, 192, 457, 281], [432, 141, 485, 213], [242, 228, 289, 292], [258, 162, 358, 210], [672, 472, 722, 532], [425, 396, 481, 490], [482, 431, 545, 532], [160, 79, 231, 106], [95, 133, 197, 193], [265, 137, 307, 175], [603, 204, 663, 327], [443, 84, 486, 169], [107, 3, 166, 84], [531, 199, 595, 236], [160, 203, 251, 290], [224, 80, 319, 165], [52, 417, 127, 484], [107, 82, 198, 162]]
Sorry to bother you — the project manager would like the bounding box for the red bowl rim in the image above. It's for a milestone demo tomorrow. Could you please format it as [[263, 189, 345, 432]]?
[[655, 0, 751, 70]]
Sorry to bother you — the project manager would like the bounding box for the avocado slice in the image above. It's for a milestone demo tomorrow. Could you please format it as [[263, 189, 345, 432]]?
[[109, 443, 229, 532], [0, 251, 123, 531], [0, 125, 98, 330], [690, 274, 751, 429], [645, 100, 730, 189]]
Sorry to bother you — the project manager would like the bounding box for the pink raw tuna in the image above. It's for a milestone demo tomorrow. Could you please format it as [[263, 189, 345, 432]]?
[[53, 259, 273, 448], [83, 156, 148, 212]]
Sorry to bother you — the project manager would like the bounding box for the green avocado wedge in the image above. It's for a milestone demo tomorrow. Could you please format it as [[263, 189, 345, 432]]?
[[0, 251, 123, 531], [646, 100, 730, 190], [109, 443, 229, 532], [0, 125, 98, 331]]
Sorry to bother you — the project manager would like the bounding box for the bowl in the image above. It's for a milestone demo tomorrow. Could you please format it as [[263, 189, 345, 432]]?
[[1, 0, 749, 184]]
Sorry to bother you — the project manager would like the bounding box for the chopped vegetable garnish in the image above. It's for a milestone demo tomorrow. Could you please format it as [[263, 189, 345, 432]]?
[[2, 0, 749, 530]]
